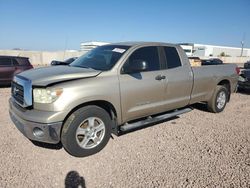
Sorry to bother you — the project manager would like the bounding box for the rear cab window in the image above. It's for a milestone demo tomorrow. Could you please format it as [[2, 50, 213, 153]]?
[[163, 46, 182, 69]]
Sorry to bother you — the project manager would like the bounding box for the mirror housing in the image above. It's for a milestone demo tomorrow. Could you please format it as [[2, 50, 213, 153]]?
[[51, 60, 67, 66], [122, 59, 148, 74]]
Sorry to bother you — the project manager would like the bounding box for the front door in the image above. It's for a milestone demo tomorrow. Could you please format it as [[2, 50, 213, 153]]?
[[119, 46, 166, 123]]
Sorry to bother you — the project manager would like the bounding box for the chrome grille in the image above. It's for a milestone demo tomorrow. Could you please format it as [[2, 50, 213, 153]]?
[[12, 82, 24, 105], [12, 75, 32, 108]]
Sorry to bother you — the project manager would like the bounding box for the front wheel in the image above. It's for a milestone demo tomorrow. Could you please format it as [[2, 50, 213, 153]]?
[[61, 106, 112, 157], [207, 85, 228, 113]]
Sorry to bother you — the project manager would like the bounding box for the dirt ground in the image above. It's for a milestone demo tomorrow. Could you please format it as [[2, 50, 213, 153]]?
[[0, 87, 249, 188]]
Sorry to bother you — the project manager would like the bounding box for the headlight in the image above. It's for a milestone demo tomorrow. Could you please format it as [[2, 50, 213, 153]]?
[[33, 88, 63, 103]]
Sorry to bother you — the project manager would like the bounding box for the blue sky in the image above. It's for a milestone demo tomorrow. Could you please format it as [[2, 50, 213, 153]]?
[[0, 0, 249, 51]]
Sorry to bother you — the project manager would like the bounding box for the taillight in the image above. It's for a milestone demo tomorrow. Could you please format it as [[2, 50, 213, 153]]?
[[235, 67, 240, 75]]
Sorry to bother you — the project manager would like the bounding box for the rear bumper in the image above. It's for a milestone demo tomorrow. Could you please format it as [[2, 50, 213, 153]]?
[[9, 99, 63, 144]]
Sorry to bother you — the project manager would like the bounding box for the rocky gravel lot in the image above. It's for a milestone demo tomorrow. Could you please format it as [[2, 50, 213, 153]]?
[[0, 87, 249, 188]]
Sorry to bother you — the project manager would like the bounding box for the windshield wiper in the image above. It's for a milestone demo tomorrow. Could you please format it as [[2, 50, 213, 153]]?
[[72, 65, 96, 70], [70, 65, 105, 71]]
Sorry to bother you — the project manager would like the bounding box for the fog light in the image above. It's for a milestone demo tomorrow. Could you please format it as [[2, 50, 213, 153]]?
[[33, 127, 44, 137]]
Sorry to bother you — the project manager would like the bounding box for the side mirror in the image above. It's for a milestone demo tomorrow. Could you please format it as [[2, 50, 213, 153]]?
[[51, 60, 65, 66], [122, 59, 148, 74], [51, 60, 60, 66]]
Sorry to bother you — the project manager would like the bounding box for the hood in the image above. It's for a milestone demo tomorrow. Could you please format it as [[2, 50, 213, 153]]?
[[19, 66, 101, 86]]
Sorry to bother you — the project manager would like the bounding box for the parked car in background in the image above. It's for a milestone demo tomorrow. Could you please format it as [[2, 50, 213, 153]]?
[[51, 57, 78, 66], [201, 58, 223, 66], [238, 61, 250, 91], [244, 61, 250, 69], [238, 69, 250, 91], [0, 56, 33, 85]]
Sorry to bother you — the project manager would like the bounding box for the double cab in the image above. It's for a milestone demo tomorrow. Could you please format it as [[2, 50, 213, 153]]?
[[9, 42, 238, 157]]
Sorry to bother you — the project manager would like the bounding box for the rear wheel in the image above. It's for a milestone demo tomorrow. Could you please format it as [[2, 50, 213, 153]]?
[[61, 105, 111, 157], [207, 85, 228, 113]]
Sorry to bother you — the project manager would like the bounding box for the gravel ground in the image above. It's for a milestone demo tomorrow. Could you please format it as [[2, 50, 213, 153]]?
[[0, 87, 249, 188]]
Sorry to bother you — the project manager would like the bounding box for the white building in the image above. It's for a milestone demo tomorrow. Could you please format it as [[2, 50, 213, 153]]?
[[180, 44, 193, 56], [80, 41, 109, 51], [179, 43, 250, 57]]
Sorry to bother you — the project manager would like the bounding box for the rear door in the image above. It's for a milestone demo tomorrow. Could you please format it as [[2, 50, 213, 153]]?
[[160, 46, 193, 110], [0, 57, 15, 82], [119, 46, 167, 122]]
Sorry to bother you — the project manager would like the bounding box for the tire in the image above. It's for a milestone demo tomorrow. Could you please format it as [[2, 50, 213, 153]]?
[[207, 85, 228, 113], [61, 105, 112, 157]]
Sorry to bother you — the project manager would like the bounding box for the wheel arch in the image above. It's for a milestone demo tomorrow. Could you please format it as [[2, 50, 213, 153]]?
[[63, 100, 118, 123], [217, 79, 231, 101], [60, 100, 119, 137]]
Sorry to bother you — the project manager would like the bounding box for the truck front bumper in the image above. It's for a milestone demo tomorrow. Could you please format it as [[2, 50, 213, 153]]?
[[9, 99, 63, 144]]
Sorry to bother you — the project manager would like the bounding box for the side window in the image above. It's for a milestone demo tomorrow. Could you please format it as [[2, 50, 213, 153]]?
[[19, 58, 31, 66], [164, 47, 182, 69], [12, 59, 19, 66], [0, 58, 12, 66], [128, 46, 160, 71]]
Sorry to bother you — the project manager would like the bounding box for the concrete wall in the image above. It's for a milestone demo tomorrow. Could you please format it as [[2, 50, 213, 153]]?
[[0, 50, 86, 66], [212, 48, 249, 57], [220, 56, 250, 64], [220, 57, 250, 67]]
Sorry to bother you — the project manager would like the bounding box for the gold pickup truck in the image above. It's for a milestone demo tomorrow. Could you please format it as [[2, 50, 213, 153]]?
[[9, 42, 238, 157]]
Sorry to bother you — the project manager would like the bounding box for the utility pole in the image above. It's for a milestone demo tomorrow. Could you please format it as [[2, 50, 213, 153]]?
[[240, 33, 246, 57], [240, 40, 244, 57]]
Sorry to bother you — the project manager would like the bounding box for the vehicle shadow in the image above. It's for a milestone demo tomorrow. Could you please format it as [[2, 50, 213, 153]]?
[[65, 171, 86, 188], [0, 84, 11, 88], [191, 102, 209, 112], [237, 88, 250, 95], [30, 140, 63, 150], [118, 116, 180, 136]]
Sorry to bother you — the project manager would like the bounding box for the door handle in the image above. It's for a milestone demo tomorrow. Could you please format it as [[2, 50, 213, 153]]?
[[155, 75, 166, 80]]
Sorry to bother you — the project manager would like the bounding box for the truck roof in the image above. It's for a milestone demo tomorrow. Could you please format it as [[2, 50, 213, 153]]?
[[106, 41, 178, 47]]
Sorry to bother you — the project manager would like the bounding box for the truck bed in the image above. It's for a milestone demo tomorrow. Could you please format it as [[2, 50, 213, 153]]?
[[190, 64, 238, 104]]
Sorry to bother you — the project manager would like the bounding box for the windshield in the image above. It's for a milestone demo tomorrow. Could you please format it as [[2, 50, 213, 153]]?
[[70, 45, 130, 71]]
